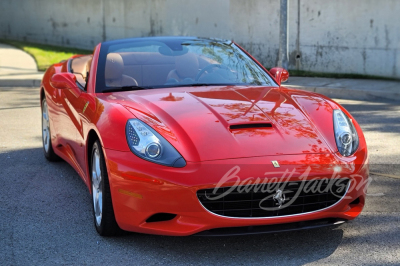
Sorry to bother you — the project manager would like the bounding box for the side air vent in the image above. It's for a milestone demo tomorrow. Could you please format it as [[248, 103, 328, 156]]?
[[230, 123, 272, 130]]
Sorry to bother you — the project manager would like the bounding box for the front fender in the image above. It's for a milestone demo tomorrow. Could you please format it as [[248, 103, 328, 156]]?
[[94, 100, 136, 151]]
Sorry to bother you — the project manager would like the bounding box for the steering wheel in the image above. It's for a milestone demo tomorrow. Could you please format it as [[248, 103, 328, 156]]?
[[195, 64, 229, 81]]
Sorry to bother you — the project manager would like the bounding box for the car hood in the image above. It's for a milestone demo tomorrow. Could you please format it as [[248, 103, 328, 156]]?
[[103, 86, 336, 162]]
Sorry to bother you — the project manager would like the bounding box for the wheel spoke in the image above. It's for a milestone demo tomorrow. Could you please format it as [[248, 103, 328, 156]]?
[[98, 192, 103, 214], [91, 159, 97, 188], [95, 156, 101, 180], [95, 191, 100, 210], [43, 129, 48, 144]]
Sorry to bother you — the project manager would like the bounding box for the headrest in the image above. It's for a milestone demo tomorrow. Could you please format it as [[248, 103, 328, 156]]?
[[175, 53, 199, 79], [105, 53, 124, 80]]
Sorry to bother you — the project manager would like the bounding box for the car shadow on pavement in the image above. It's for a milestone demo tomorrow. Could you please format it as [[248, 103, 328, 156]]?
[[114, 227, 344, 265]]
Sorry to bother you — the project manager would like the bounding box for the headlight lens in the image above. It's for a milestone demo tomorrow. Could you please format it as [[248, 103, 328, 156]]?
[[126, 119, 186, 167], [333, 110, 359, 156], [146, 142, 162, 158]]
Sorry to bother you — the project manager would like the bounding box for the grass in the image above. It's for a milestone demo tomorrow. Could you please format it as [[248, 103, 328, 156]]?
[[1, 39, 92, 71]]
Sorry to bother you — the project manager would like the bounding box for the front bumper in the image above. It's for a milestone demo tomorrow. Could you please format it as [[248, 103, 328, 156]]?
[[104, 149, 368, 236]]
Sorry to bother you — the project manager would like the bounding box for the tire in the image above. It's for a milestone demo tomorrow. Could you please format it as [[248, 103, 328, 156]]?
[[91, 140, 120, 236], [41, 98, 60, 161]]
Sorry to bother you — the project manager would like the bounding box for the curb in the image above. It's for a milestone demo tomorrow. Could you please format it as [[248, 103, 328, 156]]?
[[0, 79, 42, 87], [285, 86, 400, 102]]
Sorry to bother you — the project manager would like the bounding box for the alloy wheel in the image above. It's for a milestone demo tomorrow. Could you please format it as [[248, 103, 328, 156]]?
[[92, 147, 103, 226]]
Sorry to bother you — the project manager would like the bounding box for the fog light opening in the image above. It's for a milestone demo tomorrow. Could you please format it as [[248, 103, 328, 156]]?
[[146, 213, 177, 223]]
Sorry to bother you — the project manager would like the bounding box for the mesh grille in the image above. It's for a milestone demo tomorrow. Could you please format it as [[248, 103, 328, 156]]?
[[197, 179, 349, 218]]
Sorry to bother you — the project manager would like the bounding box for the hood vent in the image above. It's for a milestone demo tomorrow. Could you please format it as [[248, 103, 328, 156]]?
[[230, 123, 272, 130]]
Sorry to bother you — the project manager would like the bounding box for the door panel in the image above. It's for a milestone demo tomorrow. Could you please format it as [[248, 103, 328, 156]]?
[[60, 87, 87, 175]]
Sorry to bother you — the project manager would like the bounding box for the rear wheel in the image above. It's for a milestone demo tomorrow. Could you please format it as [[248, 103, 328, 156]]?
[[41, 98, 60, 161], [91, 140, 120, 236]]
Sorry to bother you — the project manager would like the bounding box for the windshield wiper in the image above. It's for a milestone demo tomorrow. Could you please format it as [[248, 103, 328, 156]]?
[[102, 86, 151, 93]]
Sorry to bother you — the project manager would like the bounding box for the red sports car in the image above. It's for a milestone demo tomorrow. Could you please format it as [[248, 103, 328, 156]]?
[[41, 37, 368, 236]]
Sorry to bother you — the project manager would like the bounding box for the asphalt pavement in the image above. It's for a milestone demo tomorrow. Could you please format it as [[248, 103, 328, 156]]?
[[0, 86, 399, 265]]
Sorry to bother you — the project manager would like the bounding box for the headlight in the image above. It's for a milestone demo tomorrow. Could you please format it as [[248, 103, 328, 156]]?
[[333, 110, 359, 156], [126, 119, 186, 167]]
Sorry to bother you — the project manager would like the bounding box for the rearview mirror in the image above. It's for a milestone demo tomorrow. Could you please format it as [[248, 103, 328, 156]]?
[[269, 67, 289, 86], [50, 73, 77, 89]]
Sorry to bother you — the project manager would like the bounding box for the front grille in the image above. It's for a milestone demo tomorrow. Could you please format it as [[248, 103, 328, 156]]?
[[197, 178, 350, 218]]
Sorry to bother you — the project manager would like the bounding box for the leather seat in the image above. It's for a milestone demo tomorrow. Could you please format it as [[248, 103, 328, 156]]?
[[105, 53, 138, 87], [166, 53, 199, 82]]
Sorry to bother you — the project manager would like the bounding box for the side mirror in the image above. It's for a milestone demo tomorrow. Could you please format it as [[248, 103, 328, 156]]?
[[269, 67, 289, 86], [50, 73, 77, 89]]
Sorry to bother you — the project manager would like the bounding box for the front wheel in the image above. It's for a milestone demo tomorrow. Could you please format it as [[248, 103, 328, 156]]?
[[41, 98, 60, 161], [91, 140, 120, 236]]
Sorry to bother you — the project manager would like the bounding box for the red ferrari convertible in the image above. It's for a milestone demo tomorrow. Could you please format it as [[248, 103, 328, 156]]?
[[41, 37, 368, 236]]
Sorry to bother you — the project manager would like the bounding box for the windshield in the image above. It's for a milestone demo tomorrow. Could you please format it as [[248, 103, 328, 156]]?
[[96, 37, 277, 93]]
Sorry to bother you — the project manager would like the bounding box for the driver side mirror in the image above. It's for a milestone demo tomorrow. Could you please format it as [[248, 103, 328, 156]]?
[[269, 67, 289, 86], [50, 73, 77, 89]]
